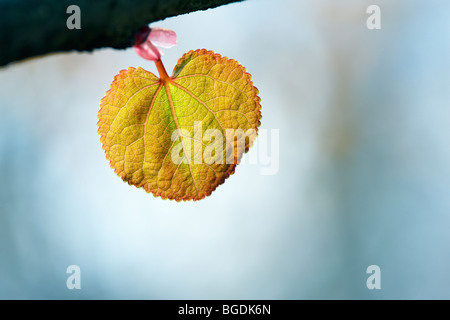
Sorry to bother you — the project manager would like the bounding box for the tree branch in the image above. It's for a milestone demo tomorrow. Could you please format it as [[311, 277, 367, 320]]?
[[0, 0, 243, 66]]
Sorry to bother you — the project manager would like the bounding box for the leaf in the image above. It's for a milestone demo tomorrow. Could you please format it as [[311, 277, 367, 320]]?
[[98, 49, 261, 201]]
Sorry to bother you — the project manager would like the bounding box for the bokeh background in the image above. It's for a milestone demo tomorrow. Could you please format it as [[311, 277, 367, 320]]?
[[1, 0, 449, 299]]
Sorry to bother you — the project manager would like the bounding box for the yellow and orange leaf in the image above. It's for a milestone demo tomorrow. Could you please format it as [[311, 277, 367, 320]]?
[[98, 49, 261, 201]]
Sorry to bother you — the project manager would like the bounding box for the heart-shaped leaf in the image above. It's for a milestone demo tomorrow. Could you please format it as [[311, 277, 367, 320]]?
[[98, 49, 261, 201]]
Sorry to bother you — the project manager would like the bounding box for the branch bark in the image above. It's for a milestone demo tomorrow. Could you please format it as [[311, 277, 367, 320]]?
[[0, 0, 243, 66]]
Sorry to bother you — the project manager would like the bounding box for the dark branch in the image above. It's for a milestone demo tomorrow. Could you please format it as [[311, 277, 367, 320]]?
[[0, 0, 243, 66]]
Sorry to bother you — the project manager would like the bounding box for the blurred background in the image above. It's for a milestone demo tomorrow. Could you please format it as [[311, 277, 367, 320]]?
[[0, 0, 449, 299]]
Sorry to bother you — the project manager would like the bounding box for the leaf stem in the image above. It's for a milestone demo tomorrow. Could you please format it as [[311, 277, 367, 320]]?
[[155, 59, 170, 83]]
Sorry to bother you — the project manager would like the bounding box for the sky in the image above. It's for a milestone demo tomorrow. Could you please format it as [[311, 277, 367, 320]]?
[[0, 0, 449, 299]]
